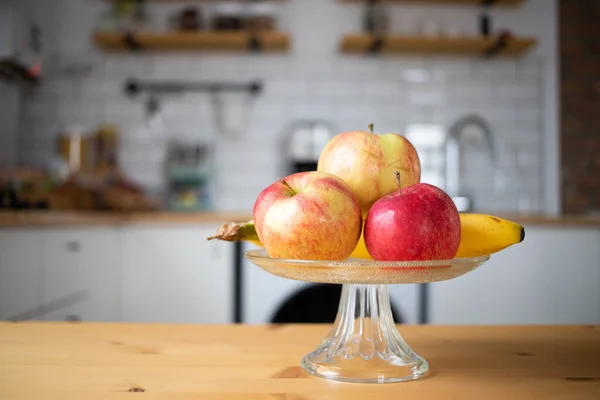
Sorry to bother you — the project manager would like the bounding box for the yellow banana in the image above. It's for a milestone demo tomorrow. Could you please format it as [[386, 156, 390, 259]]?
[[351, 231, 371, 259], [455, 213, 525, 258], [208, 213, 524, 259]]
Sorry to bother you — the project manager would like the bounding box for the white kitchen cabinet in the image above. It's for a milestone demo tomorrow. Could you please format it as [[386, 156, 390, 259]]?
[[0, 229, 43, 320], [41, 228, 121, 322], [121, 225, 233, 324], [429, 227, 600, 325]]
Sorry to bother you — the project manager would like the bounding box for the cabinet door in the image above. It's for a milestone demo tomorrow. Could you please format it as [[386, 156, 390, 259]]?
[[0, 230, 43, 321], [121, 225, 233, 324], [41, 228, 120, 322], [429, 227, 600, 325]]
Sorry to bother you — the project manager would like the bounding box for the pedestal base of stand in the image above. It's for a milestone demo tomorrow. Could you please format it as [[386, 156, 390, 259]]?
[[301, 353, 428, 383], [300, 284, 429, 383]]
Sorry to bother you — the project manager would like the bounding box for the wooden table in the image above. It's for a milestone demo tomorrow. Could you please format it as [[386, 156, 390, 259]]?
[[1, 323, 599, 399]]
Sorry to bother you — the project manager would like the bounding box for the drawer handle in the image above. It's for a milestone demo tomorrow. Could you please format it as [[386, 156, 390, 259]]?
[[66, 241, 81, 252]]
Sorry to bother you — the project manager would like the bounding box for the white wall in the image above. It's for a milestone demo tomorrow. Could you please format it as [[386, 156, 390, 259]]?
[[0, 81, 20, 167], [495, 0, 560, 215], [18, 0, 558, 213]]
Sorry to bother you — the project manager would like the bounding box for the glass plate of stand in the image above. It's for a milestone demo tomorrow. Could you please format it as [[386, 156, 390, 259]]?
[[244, 249, 490, 384]]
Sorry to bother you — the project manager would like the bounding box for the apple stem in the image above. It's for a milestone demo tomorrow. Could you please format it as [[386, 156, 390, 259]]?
[[281, 179, 296, 195], [368, 123, 374, 133], [394, 171, 402, 192]]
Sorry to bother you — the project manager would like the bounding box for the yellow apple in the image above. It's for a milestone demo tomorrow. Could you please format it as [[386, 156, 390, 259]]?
[[317, 126, 421, 212], [253, 171, 362, 260]]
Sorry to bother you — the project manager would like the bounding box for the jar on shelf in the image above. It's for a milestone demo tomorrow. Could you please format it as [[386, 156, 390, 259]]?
[[245, 2, 277, 32], [177, 7, 203, 32], [211, 2, 245, 31]]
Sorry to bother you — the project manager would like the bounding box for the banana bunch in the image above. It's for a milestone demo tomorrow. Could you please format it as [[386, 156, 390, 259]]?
[[207, 213, 525, 259]]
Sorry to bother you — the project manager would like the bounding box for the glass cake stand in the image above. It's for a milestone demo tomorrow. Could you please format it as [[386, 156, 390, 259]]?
[[244, 249, 490, 384]]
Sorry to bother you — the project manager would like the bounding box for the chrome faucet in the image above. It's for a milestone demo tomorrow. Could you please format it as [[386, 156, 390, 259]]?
[[444, 114, 495, 212]]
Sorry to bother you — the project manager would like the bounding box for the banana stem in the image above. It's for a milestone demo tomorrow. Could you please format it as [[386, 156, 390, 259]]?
[[207, 221, 259, 243]]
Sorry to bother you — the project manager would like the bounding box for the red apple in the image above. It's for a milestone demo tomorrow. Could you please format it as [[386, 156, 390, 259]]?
[[253, 171, 362, 260], [364, 173, 461, 261], [317, 125, 421, 213]]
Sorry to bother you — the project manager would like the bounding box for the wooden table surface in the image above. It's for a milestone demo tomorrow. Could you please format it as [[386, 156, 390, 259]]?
[[0, 323, 599, 399]]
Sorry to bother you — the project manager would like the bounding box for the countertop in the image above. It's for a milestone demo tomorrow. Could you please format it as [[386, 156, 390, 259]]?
[[0, 210, 253, 227], [0, 323, 599, 399], [1, 210, 600, 228]]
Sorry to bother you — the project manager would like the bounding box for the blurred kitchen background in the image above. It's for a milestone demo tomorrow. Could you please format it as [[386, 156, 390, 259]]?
[[0, 0, 598, 327]]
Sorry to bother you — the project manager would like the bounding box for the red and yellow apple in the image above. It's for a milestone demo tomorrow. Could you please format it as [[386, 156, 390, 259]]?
[[364, 177, 461, 261], [317, 126, 421, 213], [253, 171, 362, 260]]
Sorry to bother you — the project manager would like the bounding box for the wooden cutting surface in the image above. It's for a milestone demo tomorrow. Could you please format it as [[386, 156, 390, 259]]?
[[0, 323, 599, 399]]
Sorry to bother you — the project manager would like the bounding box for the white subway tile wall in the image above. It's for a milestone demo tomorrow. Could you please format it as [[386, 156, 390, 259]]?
[[18, 0, 549, 213], [0, 81, 21, 167]]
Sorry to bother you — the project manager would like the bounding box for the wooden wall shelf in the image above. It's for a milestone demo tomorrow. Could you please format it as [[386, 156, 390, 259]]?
[[340, 34, 536, 57], [93, 31, 290, 52], [339, 0, 525, 7]]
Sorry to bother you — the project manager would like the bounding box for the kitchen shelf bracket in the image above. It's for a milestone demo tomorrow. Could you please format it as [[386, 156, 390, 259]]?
[[368, 36, 385, 54], [123, 32, 143, 51], [483, 32, 510, 58], [248, 35, 262, 52]]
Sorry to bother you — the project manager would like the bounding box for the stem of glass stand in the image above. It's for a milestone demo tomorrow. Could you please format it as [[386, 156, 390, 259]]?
[[301, 284, 429, 383]]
